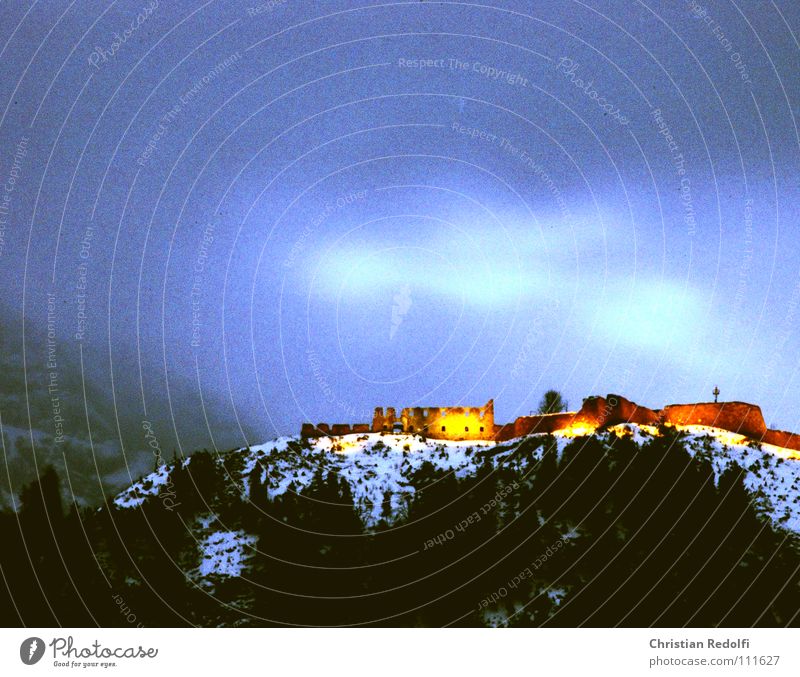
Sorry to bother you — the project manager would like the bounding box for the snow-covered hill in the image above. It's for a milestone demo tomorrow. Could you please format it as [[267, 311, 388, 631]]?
[[113, 425, 800, 581]]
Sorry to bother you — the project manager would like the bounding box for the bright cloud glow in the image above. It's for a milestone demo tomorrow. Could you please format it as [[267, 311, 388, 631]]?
[[580, 279, 707, 352], [312, 244, 551, 306]]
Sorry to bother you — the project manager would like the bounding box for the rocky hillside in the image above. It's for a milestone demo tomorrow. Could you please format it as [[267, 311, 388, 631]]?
[[5, 423, 800, 627], [109, 424, 800, 624]]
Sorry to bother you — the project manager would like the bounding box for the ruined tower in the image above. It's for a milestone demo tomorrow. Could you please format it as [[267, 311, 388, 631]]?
[[371, 399, 495, 440]]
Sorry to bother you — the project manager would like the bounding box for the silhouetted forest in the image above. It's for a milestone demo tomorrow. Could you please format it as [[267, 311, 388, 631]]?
[[2, 430, 799, 627]]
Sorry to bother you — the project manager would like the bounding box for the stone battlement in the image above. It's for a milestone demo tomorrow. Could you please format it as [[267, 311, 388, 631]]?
[[301, 399, 495, 442], [301, 422, 370, 438], [372, 399, 495, 441], [301, 394, 800, 452]]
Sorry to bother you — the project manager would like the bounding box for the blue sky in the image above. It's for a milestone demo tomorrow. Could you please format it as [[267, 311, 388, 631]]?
[[0, 0, 799, 473]]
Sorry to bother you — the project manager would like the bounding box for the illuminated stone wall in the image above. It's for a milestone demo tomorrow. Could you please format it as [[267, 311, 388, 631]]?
[[510, 412, 577, 439], [300, 422, 371, 438], [762, 429, 800, 452], [580, 394, 661, 427], [303, 394, 800, 452], [498, 395, 660, 441], [371, 400, 495, 440], [659, 402, 767, 439]]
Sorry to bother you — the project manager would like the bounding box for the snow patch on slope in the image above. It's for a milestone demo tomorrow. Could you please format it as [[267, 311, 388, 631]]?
[[113, 464, 172, 509], [250, 434, 496, 525], [114, 425, 800, 581], [676, 425, 800, 533], [196, 530, 257, 579]]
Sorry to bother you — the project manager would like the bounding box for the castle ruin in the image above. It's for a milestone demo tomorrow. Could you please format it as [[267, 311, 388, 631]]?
[[301, 399, 495, 441], [301, 394, 800, 452], [371, 400, 495, 441]]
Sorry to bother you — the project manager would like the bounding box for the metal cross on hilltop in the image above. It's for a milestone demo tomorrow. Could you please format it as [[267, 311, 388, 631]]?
[[713, 386, 720, 403]]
